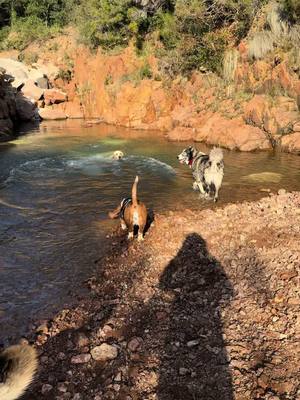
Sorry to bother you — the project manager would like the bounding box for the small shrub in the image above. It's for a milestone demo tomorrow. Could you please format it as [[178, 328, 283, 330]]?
[[248, 31, 275, 60], [18, 51, 39, 64], [104, 74, 114, 85], [279, 0, 300, 24], [48, 42, 59, 51], [57, 68, 72, 82], [139, 62, 153, 79], [267, 2, 290, 37], [0, 27, 10, 49], [223, 48, 239, 82], [2, 15, 60, 50]]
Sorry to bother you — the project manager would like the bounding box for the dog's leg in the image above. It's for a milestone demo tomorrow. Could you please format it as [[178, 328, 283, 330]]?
[[120, 219, 127, 230], [214, 187, 219, 202], [193, 181, 199, 191], [137, 224, 145, 242], [197, 181, 206, 194]]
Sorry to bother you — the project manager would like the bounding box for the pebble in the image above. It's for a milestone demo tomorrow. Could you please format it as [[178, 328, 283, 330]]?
[[127, 337, 143, 352], [186, 339, 200, 347], [41, 384, 53, 394], [57, 383, 68, 393], [75, 332, 89, 347], [179, 368, 189, 376], [91, 343, 118, 361], [71, 354, 91, 364]]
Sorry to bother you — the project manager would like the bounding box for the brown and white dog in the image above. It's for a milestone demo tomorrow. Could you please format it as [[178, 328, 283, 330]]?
[[109, 176, 147, 241], [0, 344, 38, 400]]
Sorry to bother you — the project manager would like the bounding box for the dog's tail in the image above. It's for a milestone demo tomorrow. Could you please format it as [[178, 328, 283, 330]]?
[[209, 147, 223, 164], [132, 176, 139, 207], [0, 344, 38, 400]]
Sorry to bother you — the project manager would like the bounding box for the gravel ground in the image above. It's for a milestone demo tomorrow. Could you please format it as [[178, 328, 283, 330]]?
[[23, 190, 300, 400]]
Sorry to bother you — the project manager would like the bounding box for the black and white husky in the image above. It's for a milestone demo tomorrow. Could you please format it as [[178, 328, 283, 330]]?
[[177, 146, 224, 202]]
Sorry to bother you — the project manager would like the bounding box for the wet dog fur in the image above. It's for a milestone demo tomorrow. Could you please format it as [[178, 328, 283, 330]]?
[[111, 150, 124, 160], [177, 146, 224, 202], [109, 176, 147, 241], [0, 344, 38, 400]]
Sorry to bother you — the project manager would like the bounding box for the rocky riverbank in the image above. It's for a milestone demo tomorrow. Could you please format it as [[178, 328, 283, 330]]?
[[21, 191, 300, 400]]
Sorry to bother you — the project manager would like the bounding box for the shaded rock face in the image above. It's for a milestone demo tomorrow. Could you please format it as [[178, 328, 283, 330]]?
[[0, 70, 17, 141], [0, 68, 38, 140], [0, 57, 70, 137]]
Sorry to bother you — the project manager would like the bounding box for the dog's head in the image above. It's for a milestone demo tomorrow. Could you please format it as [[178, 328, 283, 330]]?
[[112, 150, 124, 160], [177, 146, 197, 166]]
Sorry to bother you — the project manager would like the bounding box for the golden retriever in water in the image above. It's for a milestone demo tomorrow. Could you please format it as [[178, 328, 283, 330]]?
[[111, 150, 124, 160], [0, 344, 38, 400], [109, 176, 147, 241]]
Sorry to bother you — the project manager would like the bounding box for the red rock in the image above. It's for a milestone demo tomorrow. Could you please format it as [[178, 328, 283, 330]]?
[[167, 126, 196, 141], [39, 107, 67, 120], [244, 95, 269, 128], [71, 354, 91, 364], [271, 110, 299, 134], [127, 337, 143, 352], [281, 132, 300, 154], [252, 61, 271, 82], [56, 100, 84, 119], [44, 88, 67, 104], [195, 114, 270, 151], [293, 121, 300, 131]]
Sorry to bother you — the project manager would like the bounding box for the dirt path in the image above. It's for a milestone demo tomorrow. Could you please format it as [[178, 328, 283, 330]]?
[[24, 191, 300, 400]]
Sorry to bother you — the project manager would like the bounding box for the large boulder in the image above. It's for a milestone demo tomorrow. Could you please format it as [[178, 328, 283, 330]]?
[[244, 95, 269, 128], [33, 62, 59, 82], [0, 118, 14, 141], [21, 79, 44, 102], [281, 132, 300, 154], [44, 89, 67, 105], [195, 114, 271, 151], [15, 93, 36, 121], [39, 107, 67, 120], [56, 101, 84, 119], [0, 58, 29, 88], [167, 126, 196, 141]]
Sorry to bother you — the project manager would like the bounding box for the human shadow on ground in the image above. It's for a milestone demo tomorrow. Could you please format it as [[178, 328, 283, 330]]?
[[23, 230, 234, 400], [156, 233, 234, 400]]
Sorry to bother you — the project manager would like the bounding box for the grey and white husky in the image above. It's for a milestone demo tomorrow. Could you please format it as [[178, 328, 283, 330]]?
[[177, 146, 224, 202]]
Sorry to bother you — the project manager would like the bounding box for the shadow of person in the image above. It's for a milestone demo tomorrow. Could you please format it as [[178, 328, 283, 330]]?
[[157, 233, 234, 400]]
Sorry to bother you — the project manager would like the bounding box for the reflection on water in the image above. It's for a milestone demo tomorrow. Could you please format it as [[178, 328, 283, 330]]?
[[0, 120, 299, 341]]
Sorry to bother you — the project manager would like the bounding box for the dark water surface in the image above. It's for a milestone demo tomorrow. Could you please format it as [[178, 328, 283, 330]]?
[[0, 120, 299, 341]]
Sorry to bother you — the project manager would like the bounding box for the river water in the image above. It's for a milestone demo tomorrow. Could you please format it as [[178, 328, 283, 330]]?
[[0, 120, 299, 341]]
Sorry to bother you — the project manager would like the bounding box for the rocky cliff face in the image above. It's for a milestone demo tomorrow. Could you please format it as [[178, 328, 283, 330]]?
[[1, 31, 300, 153], [49, 43, 299, 153], [0, 68, 17, 141]]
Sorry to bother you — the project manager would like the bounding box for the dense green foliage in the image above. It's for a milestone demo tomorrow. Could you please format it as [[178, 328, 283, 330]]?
[[0, 0, 76, 49], [280, 0, 300, 23], [0, 0, 298, 75]]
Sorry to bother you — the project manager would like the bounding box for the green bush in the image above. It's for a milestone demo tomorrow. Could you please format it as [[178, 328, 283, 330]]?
[[2, 15, 61, 50], [0, 0, 274, 77], [280, 0, 300, 23], [75, 0, 133, 49]]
